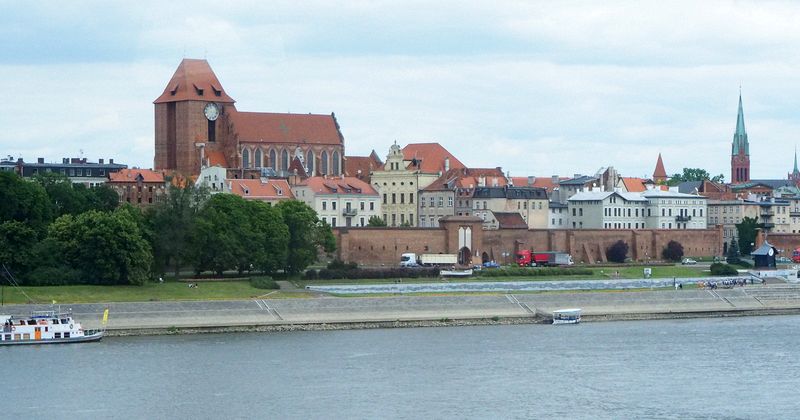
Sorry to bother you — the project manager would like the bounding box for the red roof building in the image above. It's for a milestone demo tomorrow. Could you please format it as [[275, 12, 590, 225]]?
[[401, 143, 465, 173], [292, 176, 381, 228], [155, 59, 345, 177], [653, 153, 668, 183], [107, 169, 167, 206], [227, 178, 293, 203], [344, 150, 383, 183]]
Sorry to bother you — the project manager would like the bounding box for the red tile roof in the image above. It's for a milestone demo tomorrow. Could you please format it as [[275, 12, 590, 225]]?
[[154, 59, 235, 104], [493, 212, 528, 229], [299, 176, 378, 196], [510, 176, 568, 192], [108, 169, 165, 184], [227, 179, 293, 201], [402, 143, 465, 173], [228, 110, 343, 146], [620, 177, 647, 192], [425, 167, 507, 191], [344, 151, 382, 181], [205, 150, 228, 167]]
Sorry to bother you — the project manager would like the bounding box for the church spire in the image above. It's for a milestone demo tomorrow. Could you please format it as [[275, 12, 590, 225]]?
[[732, 92, 749, 156], [794, 147, 799, 175]]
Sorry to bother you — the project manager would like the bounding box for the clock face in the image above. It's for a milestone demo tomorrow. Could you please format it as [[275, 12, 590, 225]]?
[[204, 103, 220, 121], [768, 248, 774, 256]]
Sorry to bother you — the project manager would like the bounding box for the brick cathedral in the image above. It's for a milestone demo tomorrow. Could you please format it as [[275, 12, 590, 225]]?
[[154, 59, 345, 177]]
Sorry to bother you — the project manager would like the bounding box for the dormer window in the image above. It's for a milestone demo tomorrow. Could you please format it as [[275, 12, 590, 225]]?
[[170, 83, 179, 96], [211, 84, 222, 97], [193, 83, 204, 96], [244, 188, 249, 195]]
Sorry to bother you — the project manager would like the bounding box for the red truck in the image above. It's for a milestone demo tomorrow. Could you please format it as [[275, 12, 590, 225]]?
[[516, 250, 574, 267]]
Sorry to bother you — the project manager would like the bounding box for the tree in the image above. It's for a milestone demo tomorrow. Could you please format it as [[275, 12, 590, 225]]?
[[667, 168, 725, 186], [276, 200, 333, 274], [0, 171, 53, 232], [662, 240, 684, 262], [726, 239, 741, 264], [0, 221, 38, 278], [147, 184, 209, 277], [367, 215, 387, 227], [606, 240, 629, 263], [736, 216, 759, 255], [87, 185, 120, 212], [33, 172, 118, 216], [47, 209, 153, 285], [245, 200, 289, 275], [187, 194, 251, 276]]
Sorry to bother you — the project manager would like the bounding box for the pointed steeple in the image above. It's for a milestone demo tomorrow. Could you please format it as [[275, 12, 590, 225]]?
[[732, 92, 749, 156], [653, 153, 667, 183], [794, 147, 799, 175]]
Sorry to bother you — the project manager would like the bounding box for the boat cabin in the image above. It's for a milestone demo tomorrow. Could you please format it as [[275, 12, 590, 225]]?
[[1, 311, 84, 343], [552, 308, 581, 324]]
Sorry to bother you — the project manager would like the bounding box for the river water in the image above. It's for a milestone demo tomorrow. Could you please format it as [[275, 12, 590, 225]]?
[[5, 316, 800, 419]]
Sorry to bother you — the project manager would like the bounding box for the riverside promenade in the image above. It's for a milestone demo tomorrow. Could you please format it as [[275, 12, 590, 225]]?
[[4, 284, 800, 335]]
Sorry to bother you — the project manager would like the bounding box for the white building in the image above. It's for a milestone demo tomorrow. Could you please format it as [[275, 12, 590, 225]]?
[[567, 187, 708, 229], [195, 165, 229, 193], [292, 175, 381, 228]]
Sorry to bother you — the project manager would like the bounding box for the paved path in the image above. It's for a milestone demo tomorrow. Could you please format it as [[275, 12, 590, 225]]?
[[4, 285, 800, 331]]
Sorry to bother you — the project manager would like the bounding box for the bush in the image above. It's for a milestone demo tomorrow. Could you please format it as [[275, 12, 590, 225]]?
[[662, 240, 684, 262], [250, 276, 279, 289], [327, 259, 358, 270], [303, 269, 318, 280], [710, 263, 739, 276], [606, 240, 629, 263], [316, 267, 440, 280]]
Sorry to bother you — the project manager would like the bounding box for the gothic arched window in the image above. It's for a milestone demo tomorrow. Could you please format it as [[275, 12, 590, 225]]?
[[281, 150, 289, 171], [306, 150, 315, 175], [254, 149, 262, 168], [332, 151, 341, 175], [242, 148, 250, 169], [269, 149, 277, 170], [321, 151, 329, 175]]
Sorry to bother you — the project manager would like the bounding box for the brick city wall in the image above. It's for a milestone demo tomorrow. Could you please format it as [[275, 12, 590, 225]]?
[[335, 222, 724, 266], [757, 232, 800, 254]]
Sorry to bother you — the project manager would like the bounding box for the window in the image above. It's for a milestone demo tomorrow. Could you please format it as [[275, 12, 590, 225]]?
[[306, 150, 315, 175], [370, 202, 375, 211], [331, 217, 337, 227], [360, 217, 364, 226], [409, 193, 413, 204], [392, 193, 396, 204], [430, 197, 435, 207], [401, 194, 405, 204], [242, 149, 250, 168], [579, 208, 583, 216], [270, 150, 277, 170], [448, 197, 453, 207], [322, 201, 327, 210], [281, 150, 289, 171], [254, 149, 262, 168], [383, 194, 387, 204], [332, 202, 337, 210], [438, 197, 444, 207], [360, 201, 365, 210], [332, 151, 341, 175], [321, 151, 329, 174]]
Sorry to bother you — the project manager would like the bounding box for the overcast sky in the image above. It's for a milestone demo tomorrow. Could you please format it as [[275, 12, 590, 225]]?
[[4, 1, 800, 180]]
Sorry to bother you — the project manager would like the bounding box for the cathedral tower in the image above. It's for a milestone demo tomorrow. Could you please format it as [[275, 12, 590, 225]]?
[[731, 93, 750, 184]]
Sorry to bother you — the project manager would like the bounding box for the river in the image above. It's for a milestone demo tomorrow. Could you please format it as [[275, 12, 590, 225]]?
[[5, 315, 800, 419]]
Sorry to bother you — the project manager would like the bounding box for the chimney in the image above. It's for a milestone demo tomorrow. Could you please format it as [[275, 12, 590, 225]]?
[[110, 159, 114, 164], [444, 157, 450, 172], [99, 158, 104, 164], [551, 175, 558, 185], [62, 158, 68, 164], [478, 176, 485, 187], [37, 157, 44, 164]]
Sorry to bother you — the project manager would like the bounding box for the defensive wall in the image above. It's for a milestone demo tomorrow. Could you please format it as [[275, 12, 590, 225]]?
[[334, 216, 724, 266], [757, 232, 800, 254]]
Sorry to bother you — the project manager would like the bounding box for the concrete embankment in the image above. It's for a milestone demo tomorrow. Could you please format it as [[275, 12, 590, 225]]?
[[4, 285, 800, 336]]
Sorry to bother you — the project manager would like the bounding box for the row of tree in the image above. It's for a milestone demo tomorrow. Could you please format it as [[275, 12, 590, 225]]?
[[0, 172, 335, 286]]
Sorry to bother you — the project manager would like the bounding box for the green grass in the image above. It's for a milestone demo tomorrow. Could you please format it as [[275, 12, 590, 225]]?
[[0, 281, 282, 305]]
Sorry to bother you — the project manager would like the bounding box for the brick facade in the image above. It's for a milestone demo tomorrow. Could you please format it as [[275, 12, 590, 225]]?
[[335, 216, 724, 266]]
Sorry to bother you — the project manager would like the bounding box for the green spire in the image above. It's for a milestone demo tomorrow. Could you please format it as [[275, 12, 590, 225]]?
[[732, 91, 749, 156], [794, 147, 799, 175]]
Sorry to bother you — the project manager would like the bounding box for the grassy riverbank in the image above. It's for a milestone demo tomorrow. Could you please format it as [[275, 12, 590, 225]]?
[[0, 281, 306, 305], [0, 265, 710, 304]]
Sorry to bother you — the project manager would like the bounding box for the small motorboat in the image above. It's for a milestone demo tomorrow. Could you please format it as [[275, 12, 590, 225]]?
[[440, 269, 473, 278], [552, 308, 581, 325], [1, 309, 107, 346]]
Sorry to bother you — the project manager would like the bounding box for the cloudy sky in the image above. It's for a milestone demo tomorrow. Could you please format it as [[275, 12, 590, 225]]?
[[4, 1, 800, 180]]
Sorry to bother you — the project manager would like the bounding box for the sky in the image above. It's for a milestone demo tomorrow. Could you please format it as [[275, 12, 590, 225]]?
[[3, 1, 800, 180]]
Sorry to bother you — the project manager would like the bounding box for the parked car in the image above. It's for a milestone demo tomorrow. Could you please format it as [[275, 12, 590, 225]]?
[[776, 256, 791, 263], [681, 258, 697, 265], [482, 261, 500, 268]]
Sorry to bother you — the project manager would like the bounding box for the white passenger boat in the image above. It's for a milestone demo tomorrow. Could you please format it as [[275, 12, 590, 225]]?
[[552, 308, 581, 325], [1, 310, 105, 346], [440, 269, 473, 278]]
